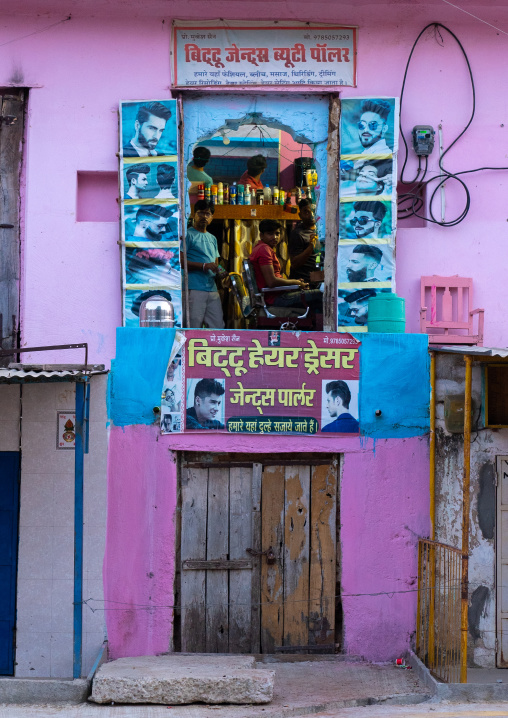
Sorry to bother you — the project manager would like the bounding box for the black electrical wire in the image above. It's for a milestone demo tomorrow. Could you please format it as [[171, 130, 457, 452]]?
[[398, 22, 508, 226]]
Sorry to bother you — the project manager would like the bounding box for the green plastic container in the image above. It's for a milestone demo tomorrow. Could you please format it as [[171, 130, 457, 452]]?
[[367, 292, 405, 333]]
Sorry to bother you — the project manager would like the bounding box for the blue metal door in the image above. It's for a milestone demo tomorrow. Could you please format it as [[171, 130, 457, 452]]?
[[0, 452, 20, 675]]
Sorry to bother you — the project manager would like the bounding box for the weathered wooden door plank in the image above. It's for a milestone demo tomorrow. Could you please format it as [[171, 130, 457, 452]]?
[[229, 465, 253, 653], [250, 462, 262, 654], [309, 461, 337, 647], [180, 467, 208, 652], [283, 464, 311, 647], [0, 91, 25, 364], [205, 467, 229, 652], [260, 465, 285, 652]]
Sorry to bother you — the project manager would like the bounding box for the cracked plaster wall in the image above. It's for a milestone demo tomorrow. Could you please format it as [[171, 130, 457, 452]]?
[[435, 353, 508, 668]]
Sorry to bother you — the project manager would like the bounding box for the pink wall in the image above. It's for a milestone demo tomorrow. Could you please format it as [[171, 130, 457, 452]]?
[[104, 424, 177, 658], [341, 437, 429, 660], [104, 426, 429, 660], [1, 3, 507, 364]]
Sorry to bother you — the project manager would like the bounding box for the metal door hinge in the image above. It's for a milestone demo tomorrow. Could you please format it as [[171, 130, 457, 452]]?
[[0, 115, 17, 126]]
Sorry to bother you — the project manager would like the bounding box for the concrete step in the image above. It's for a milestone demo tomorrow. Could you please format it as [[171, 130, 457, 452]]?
[[89, 654, 275, 705]]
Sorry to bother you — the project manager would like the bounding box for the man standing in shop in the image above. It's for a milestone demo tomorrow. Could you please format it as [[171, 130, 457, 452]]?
[[182, 200, 225, 329], [288, 198, 319, 285], [240, 154, 267, 192]]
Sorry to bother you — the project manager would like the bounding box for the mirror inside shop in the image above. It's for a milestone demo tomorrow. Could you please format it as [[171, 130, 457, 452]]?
[[186, 122, 324, 331]]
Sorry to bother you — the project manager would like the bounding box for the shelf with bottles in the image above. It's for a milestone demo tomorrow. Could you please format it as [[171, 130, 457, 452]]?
[[190, 204, 301, 221]]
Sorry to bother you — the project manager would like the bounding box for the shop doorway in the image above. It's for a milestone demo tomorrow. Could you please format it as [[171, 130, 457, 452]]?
[[181, 93, 332, 331], [176, 453, 339, 654]]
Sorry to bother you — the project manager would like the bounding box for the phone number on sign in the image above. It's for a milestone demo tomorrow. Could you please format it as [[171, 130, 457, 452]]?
[[313, 34, 350, 40]]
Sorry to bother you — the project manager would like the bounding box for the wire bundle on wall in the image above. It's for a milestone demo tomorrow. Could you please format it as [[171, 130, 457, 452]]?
[[398, 22, 508, 226]]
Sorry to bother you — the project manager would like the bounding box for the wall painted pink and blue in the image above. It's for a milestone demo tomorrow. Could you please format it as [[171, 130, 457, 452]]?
[[2, 3, 508, 362], [105, 328, 430, 661]]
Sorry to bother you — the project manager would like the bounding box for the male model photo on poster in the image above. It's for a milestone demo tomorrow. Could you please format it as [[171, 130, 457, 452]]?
[[121, 100, 177, 157], [186, 377, 226, 430], [340, 98, 398, 157], [320, 379, 359, 433]]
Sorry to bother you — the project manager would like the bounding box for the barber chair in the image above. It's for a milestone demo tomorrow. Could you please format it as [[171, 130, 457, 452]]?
[[229, 260, 316, 330]]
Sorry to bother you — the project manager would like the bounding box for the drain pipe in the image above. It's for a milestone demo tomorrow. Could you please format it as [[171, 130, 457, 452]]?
[[460, 354, 472, 683]]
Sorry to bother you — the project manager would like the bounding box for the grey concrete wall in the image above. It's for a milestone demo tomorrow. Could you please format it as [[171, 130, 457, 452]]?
[[13, 375, 108, 678]]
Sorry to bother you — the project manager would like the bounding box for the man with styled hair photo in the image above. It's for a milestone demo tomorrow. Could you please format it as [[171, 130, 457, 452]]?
[[322, 380, 359, 433], [128, 205, 178, 241], [357, 99, 392, 156], [186, 378, 225, 430], [346, 245, 383, 283], [124, 164, 150, 200], [155, 163, 177, 199], [123, 101, 172, 157], [347, 200, 387, 240]]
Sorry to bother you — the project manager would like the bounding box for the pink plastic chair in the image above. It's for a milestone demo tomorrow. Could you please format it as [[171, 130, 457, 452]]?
[[420, 276, 484, 346]]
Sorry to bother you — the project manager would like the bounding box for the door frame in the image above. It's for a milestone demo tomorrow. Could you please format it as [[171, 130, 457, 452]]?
[[175, 451, 341, 654]]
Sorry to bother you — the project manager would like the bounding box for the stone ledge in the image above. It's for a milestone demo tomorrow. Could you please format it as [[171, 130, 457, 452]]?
[[90, 655, 274, 705], [0, 678, 90, 704]]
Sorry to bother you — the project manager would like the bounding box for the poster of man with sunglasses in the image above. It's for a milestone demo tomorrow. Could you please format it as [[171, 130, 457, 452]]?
[[339, 98, 398, 157], [339, 199, 393, 240], [337, 97, 399, 332]]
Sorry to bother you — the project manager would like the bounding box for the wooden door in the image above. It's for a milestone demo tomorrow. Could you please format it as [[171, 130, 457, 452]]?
[[0, 90, 26, 366], [179, 454, 338, 653]]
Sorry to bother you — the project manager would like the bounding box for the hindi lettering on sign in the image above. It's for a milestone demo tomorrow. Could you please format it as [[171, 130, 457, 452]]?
[[174, 24, 357, 87], [165, 330, 361, 436]]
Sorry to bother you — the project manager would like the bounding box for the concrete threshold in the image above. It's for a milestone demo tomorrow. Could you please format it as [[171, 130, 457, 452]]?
[[87, 654, 431, 713], [408, 650, 508, 702], [0, 677, 90, 704]]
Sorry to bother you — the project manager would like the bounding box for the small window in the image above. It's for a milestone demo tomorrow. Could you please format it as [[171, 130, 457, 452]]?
[[486, 365, 508, 427], [397, 181, 426, 228], [77, 171, 119, 222]]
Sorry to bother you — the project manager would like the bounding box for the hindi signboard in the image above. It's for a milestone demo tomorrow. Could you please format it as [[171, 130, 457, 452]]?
[[172, 22, 357, 88], [161, 330, 361, 435]]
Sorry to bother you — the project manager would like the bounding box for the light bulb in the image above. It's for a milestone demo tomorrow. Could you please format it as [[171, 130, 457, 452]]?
[[222, 135, 230, 145]]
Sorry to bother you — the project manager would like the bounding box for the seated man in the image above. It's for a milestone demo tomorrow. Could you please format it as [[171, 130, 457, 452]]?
[[288, 198, 319, 285], [240, 154, 267, 192], [322, 380, 359, 433], [249, 219, 323, 311], [181, 200, 225, 329], [186, 378, 225, 430]]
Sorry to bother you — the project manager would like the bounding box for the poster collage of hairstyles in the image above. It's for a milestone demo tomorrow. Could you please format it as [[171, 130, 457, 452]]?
[[119, 99, 182, 326], [337, 97, 400, 332]]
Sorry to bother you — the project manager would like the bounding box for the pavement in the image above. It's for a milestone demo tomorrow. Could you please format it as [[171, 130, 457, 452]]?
[[0, 659, 431, 716]]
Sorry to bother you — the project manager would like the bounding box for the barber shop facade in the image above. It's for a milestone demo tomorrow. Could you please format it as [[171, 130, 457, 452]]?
[[4, 0, 508, 681]]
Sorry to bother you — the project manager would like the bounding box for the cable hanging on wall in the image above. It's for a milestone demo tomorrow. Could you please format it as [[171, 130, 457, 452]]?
[[398, 22, 508, 226]]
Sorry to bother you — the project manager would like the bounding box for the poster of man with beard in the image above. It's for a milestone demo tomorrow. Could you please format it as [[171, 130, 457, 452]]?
[[120, 100, 177, 157], [338, 243, 393, 288]]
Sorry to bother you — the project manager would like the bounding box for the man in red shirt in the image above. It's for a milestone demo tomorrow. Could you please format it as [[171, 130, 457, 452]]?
[[249, 219, 323, 310], [240, 155, 267, 192]]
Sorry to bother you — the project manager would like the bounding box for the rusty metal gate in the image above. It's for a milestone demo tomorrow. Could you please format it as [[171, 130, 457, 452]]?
[[177, 453, 339, 653]]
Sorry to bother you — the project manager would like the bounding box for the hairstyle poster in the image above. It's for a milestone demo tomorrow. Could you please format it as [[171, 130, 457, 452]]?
[[337, 97, 399, 332], [119, 100, 182, 327], [161, 330, 360, 435]]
